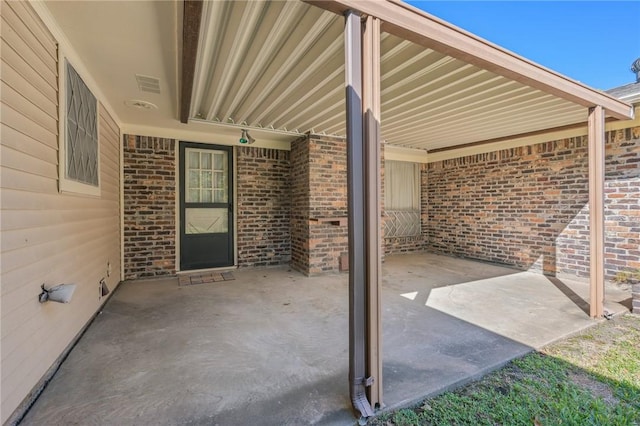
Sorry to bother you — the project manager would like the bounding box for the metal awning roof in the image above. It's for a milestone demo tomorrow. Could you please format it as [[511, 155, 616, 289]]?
[[185, 0, 633, 152]]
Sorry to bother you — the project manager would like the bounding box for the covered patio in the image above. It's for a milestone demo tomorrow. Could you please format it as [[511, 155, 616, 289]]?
[[3, 1, 637, 424], [20, 253, 630, 425]]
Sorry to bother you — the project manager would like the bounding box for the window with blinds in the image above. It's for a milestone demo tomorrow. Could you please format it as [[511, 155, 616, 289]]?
[[385, 160, 421, 237]]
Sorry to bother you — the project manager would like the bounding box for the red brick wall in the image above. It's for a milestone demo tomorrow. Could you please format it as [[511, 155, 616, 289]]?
[[308, 135, 348, 217], [428, 140, 586, 274], [426, 127, 640, 281], [123, 135, 176, 279], [558, 127, 640, 278], [236, 146, 291, 267]]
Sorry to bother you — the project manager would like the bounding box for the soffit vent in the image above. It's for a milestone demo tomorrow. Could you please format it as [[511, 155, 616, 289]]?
[[135, 74, 161, 94]]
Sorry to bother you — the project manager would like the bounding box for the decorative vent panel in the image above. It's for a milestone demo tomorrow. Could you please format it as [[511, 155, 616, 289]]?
[[385, 210, 421, 238]]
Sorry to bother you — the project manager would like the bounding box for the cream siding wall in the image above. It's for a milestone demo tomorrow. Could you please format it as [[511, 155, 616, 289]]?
[[0, 2, 121, 423]]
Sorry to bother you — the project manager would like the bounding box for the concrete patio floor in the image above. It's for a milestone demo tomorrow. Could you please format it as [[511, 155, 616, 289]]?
[[20, 253, 631, 425]]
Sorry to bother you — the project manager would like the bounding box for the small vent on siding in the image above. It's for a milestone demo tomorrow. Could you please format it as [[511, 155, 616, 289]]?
[[135, 74, 161, 94]]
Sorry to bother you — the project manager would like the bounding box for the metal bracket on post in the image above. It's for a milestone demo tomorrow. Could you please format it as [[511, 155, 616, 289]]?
[[352, 376, 375, 387]]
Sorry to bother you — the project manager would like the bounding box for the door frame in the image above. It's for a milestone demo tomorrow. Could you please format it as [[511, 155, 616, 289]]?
[[176, 141, 237, 272]]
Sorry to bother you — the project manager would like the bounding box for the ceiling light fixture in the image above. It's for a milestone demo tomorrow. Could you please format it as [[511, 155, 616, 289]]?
[[124, 99, 158, 110], [239, 129, 255, 144]]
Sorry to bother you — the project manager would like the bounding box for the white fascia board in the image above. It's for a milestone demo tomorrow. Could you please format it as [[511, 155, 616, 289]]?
[[120, 124, 294, 150], [384, 144, 429, 163]]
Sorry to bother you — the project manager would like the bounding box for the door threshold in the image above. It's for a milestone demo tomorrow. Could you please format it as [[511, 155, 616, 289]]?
[[177, 265, 237, 275]]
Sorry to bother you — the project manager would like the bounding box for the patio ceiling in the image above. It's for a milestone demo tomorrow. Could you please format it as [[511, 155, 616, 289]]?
[[186, 0, 633, 152], [40, 0, 633, 151]]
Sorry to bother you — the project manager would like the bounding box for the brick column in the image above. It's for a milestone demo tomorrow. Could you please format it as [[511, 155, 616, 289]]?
[[290, 134, 349, 275], [308, 134, 349, 274], [290, 135, 312, 273]]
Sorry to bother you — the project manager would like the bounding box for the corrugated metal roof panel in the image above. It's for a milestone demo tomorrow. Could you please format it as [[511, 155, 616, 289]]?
[[189, 0, 594, 151]]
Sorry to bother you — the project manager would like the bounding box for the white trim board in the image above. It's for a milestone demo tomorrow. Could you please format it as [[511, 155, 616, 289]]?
[[427, 107, 640, 163]]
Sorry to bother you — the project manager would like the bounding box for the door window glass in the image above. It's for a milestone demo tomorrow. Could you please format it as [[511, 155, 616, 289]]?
[[185, 148, 228, 203], [185, 208, 228, 234]]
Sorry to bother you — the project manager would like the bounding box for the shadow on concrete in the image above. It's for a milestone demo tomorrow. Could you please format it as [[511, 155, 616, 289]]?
[[19, 253, 631, 426], [546, 276, 590, 316], [618, 297, 633, 311]]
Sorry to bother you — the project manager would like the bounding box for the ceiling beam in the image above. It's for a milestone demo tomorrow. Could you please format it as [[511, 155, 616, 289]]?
[[304, 0, 635, 121], [427, 118, 617, 154], [180, 0, 203, 123]]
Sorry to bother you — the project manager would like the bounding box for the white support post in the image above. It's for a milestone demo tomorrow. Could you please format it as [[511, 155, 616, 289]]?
[[344, 10, 375, 421], [345, 9, 383, 419], [363, 14, 383, 409], [588, 105, 605, 318]]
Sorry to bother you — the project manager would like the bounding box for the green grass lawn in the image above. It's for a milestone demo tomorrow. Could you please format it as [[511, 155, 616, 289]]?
[[370, 314, 640, 426]]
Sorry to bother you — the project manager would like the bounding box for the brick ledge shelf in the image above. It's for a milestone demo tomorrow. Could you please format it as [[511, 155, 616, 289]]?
[[309, 217, 348, 226]]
